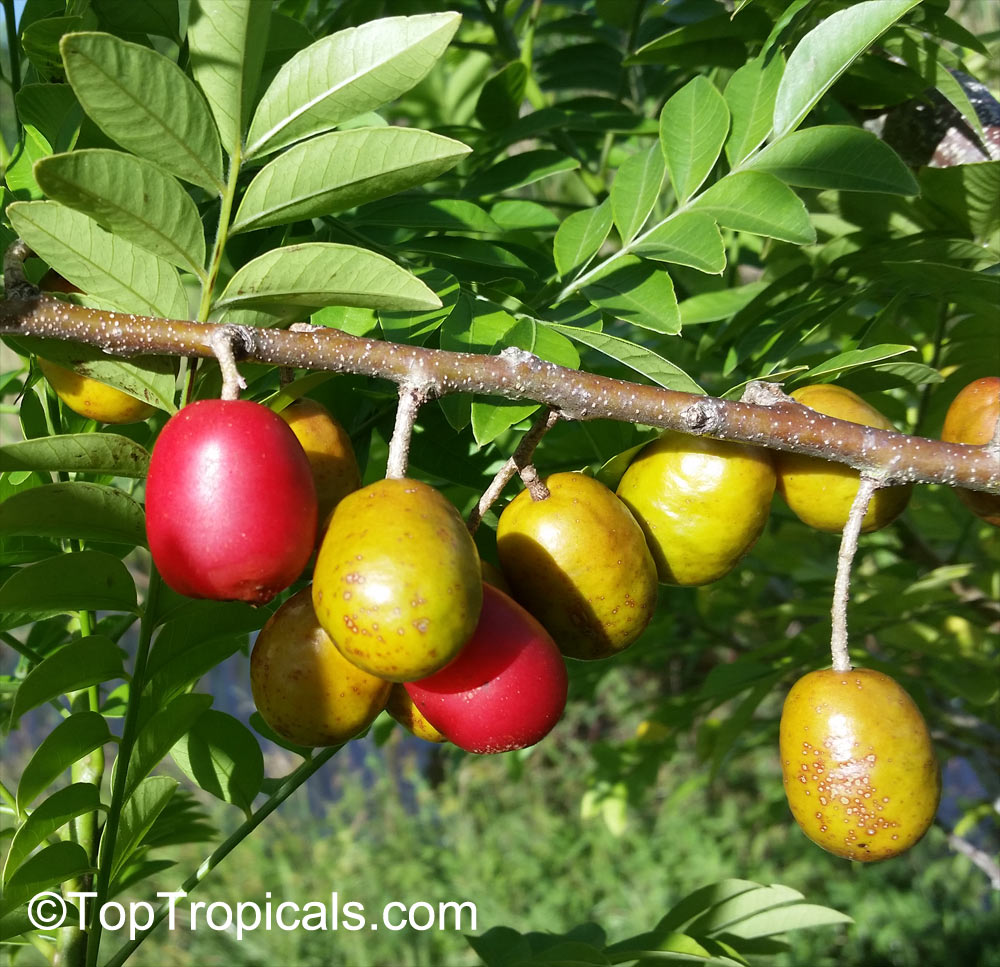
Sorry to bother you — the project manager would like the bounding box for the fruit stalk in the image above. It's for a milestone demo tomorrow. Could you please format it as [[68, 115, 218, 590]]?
[[208, 325, 254, 401], [3, 252, 999, 494], [830, 475, 879, 672], [386, 383, 429, 479]]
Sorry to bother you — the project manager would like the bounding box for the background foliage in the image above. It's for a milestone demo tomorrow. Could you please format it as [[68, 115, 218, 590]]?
[[1, 0, 998, 965]]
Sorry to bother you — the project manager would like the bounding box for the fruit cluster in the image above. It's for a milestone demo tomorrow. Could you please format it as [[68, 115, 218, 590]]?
[[46, 348, 997, 860]]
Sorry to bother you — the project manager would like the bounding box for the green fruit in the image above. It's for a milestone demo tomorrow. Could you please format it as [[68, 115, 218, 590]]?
[[250, 588, 391, 746], [616, 431, 775, 586], [779, 668, 939, 862], [312, 478, 482, 682], [496, 472, 658, 660], [775, 385, 912, 533]]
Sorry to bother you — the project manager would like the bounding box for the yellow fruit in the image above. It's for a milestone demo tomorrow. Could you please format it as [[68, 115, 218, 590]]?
[[940, 376, 1000, 527], [312, 478, 482, 682], [386, 684, 447, 743], [775, 385, 911, 533], [279, 398, 362, 534], [496, 472, 658, 660], [250, 588, 391, 746], [39, 358, 156, 425], [616, 431, 775, 586], [779, 668, 939, 862]]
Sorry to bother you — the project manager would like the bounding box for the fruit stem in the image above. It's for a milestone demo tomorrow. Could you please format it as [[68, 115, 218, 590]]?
[[209, 326, 254, 401], [467, 407, 560, 532], [830, 475, 880, 672], [386, 383, 429, 479]]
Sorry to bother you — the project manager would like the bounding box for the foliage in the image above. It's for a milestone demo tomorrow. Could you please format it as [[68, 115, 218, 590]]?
[[0, 0, 998, 966]]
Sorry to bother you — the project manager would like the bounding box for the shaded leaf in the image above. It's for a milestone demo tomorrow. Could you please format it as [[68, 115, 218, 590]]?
[[797, 344, 915, 382], [554, 199, 613, 280], [0, 433, 150, 478], [466, 150, 580, 197], [582, 257, 681, 334], [110, 776, 177, 879], [611, 144, 665, 244], [691, 172, 815, 244], [0, 842, 92, 919], [724, 51, 784, 165], [635, 213, 726, 274], [476, 61, 528, 130], [353, 197, 500, 233], [61, 31, 223, 192]]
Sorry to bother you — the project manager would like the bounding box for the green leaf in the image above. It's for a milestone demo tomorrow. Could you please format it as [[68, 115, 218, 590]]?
[[582, 257, 681, 334], [688, 884, 806, 935], [379, 268, 460, 343], [23, 15, 86, 82], [466, 149, 580, 197], [213, 243, 442, 321], [773, 0, 922, 138], [34, 149, 207, 275], [353, 197, 500, 234], [16, 711, 112, 814], [796, 344, 915, 382], [2, 784, 103, 885], [611, 144, 665, 244], [91, 0, 179, 40], [0, 481, 146, 546], [918, 162, 1000, 239], [9, 635, 125, 727], [7, 201, 189, 319], [60, 32, 224, 192], [659, 76, 730, 202], [489, 200, 560, 232], [0, 842, 92, 919], [746, 126, 918, 194], [170, 710, 264, 813], [476, 61, 528, 130], [554, 198, 613, 280], [123, 693, 213, 803], [724, 51, 784, 165], [188, 0, 271, 154], [245, 13, 460, 159], [657, 880, 763, 934], [15, 83, 83, 152], [0, 433, 150, 478], [110, 775, 177, 879], [691, 172, 815, 244], [722, 903, 853, 938], [635, 212, 726, 274], [0, 551, 138, 626], [546, 323, 702, 394], [231, 128, 470, 234]]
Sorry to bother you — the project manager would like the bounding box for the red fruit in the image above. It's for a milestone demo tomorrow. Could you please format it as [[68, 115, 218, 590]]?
[[404, 584, 568, 754], [145, 399, 317, 603]]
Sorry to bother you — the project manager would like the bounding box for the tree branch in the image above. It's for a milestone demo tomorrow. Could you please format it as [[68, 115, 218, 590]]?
[[2, 290, 998, 494]]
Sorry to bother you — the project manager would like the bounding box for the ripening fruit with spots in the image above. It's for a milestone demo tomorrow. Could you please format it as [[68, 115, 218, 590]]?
[[39, 358, 157, 425], [775, 385, 911, 533], [496, 472, 658, 660], [616, 431, 775, 586], [251, 588, 391, 746], [311, 478, 482, 682], [386, 684, 447, 743], [779, 668, 939, 862], [940, 376, 1000, 527]]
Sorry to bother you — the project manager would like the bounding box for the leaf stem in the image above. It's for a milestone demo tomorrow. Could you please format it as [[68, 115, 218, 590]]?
[[102, 745, 342, 967], [2, 0, 20, 102], [84, 567, 163, 967], [830, 476, 879, 672], [198, 146, 243, 323]]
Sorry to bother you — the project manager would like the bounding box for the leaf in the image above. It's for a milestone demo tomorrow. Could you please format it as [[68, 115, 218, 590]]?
[[611, 144, 665, 244], [0, 551, 138, 626], [659, 76, 730, 202], [34, 149, 207, 275], [724, 51, 784, 165], [722, 903, 853, 938], [379, 268, 460, 343], [582, 257, 681, 334], [170, 710, 264, 813], [797, 344, 915, 382], [635, 212, 726, 274], [554, 198, 613, 280], [546, 323, 703, 394], [110, 775, 177, 879], [657, 880, 763, 934], [231, 128, 470, 234], [746, 127, 918, 195], [9, 635, 126, 727], [213, 243, 442, 320], [188, 0, 271, 154], [476, 61, 528, 130], [773, 0, 922, 138], [2, 784, 103, 885], [16, 711, 112, 814], [245, 12, 460, 158], [123, 693, 213, 803], [7, 201, 189, 319], [466, 150, 581, 197], [489, 200, 559, 232], [353, 197, 500, 234], [0, 433, 150, 478], [60, 31, 224, 192], [15, 83, 83, 152], [0, 842, 92, 919], [0, 481, 146, 546], [688, 884, 806, 934], [691, 172, 815, 244], [91, 0, 180, 40]]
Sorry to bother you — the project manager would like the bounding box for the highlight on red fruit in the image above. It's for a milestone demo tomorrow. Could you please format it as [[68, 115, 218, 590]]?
[[145, 399, 317, 604], [404, 583, 568, 754]]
